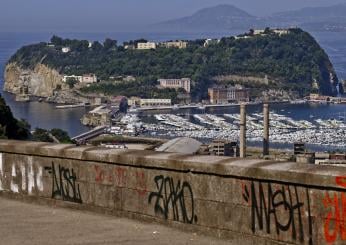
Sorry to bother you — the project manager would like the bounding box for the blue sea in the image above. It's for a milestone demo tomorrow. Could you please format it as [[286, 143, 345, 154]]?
[[0, 31, 346, 145]]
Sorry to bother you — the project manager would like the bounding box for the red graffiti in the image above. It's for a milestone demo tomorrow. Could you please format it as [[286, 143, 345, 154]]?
[[323, 176, 346, 243], [115, 167, 127, 186], [94, 165, 105, 183], [135, 171, 147, 197]]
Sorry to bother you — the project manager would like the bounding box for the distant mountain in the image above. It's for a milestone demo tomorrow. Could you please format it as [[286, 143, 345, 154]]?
[[153, 4, 264, 32], [273, 4, 346, 20], [152, 4, 346, 32], [271, 4, 346, 31]]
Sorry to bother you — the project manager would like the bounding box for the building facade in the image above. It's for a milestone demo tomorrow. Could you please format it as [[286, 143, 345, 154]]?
[[63, 74, 97, 84], [210, 140, 239, 157], [140, 99, 171, 107], [81, 74, 98, 84], [137, 42, 156, 50], [162, 41, 188, 49], [158, 78, 191, 93], [208, 85, 249, 104]]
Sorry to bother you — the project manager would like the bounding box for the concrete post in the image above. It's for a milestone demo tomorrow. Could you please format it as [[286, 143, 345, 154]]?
[[240, 103, 246, 158], [263, 102, 269, 156]]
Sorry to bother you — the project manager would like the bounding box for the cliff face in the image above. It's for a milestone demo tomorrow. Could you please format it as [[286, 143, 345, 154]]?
[[4, 63, 64, 97]]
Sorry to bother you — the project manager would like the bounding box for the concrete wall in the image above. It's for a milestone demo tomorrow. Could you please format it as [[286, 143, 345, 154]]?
[[0, 140, 346, 245]]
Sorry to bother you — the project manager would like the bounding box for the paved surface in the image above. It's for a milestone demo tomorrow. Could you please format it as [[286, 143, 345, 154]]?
[[0, 198, 230, 245]]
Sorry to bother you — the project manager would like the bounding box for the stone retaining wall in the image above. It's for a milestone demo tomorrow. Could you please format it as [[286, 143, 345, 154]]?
[[0, 140, 345, 245]]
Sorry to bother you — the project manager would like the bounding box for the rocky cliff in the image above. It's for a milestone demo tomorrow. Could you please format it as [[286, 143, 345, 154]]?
[[4, 63, 65, 98]]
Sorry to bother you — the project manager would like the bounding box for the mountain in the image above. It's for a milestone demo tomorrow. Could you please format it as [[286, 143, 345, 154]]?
[[153, 4, 263, 31], [273, 4, 346, 21], [153, 4, 346, 32], [271, 4, 346, 31]]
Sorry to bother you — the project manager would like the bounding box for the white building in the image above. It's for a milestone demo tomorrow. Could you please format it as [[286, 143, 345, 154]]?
[[253, 29, 290, 36], [158, 78, 191, 93], [137, 42, 156, 50], [162, 41, 188, 49], [62, 74, 97, 84], [204, 39, 220, 47], [140, 99, 171, 107], [273, 29, 290, 35], [61, 47, 71, 53], [81, 74, 98, 84], [62, 75, 82, 83]]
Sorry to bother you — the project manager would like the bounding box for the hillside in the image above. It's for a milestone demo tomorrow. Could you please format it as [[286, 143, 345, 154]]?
[[153, 4, 346, 32], [5, 29, 341, 99], [0, 94, 30, 139]]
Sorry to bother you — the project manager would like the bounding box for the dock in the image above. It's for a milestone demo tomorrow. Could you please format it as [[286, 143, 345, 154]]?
[[56, 103, 86, 109]]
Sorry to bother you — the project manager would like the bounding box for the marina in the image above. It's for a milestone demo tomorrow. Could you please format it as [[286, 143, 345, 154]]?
[[131, 104, 346, 151]]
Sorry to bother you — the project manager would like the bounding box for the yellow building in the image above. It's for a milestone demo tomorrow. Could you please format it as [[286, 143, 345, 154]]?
[[162, 41, 188, 49], [137, 42, 156, 50]]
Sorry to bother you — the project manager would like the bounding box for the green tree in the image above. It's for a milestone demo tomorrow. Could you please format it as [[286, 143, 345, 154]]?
[[66, 77, 78, 88], [50, 128, 72, 143], [32, 128, 53, 142], [103, 39, 117, 50], [0, 95, 30, 140], [50, 35, 63, 46]]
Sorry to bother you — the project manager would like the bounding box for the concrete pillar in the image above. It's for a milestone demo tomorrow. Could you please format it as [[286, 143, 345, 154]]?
[[263, 102, 269, 156], [240, 103, 246, 158]]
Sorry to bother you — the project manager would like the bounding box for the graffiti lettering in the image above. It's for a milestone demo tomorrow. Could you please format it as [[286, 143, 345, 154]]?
[[242, 181, 312, 244], [323, 176, 346, 243], [148, 175, 197, 224], [0, 153, 3, 191], [135, 171, 147, 197], [45, 162, 82, 203], [115, 167, 127, 186]]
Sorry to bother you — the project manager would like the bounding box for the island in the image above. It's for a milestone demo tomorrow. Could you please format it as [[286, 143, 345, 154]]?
[[3, 28, 343, 105]]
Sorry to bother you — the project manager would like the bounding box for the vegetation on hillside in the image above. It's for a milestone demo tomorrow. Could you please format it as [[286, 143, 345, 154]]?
[[0, 94, 72, 142], [32, 128, 72, 143], [0, 94, 30, 140], [8, 28, 340, 97]]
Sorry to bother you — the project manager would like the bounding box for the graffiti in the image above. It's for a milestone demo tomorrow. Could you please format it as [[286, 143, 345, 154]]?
[[10, 164, 19, 193], [45, 162, 82, 203], [0, 155, 43, 194], [0, 153, 3, 191], [242, 181, 313, 244], [135, 171, 147, 197], [94, 165, 128, 187], [94, 165, 106, 183], [27, 158, 43, 194], [148, 175, 197, 224], [323, 176, 346, 243], [115, 167, 127, 186]]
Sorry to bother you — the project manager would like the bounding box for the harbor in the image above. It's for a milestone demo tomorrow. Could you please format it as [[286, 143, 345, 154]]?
[[136, 111, 346, 151]]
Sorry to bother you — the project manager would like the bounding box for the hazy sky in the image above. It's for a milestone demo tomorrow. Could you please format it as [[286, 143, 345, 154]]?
[[0, 0, 345, 32]]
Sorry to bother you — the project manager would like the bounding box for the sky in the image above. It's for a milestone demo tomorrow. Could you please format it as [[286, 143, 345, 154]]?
[[0, 0, 345, 32]]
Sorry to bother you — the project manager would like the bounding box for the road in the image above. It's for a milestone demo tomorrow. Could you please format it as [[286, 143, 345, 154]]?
[[0, 197, 231, 245]]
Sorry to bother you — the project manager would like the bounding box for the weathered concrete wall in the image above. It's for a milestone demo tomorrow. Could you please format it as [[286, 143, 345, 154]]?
[[0, 140, 346, 245]]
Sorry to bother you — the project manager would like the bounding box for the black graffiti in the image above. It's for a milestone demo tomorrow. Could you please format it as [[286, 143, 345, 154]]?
[[45, 162, 82, 203], [148, 175, 197, 224], [243, 181, 313, 244]]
